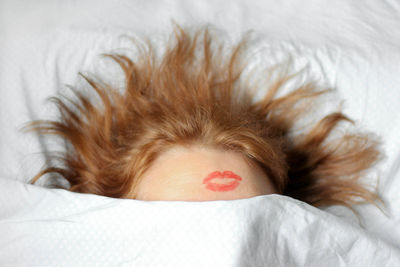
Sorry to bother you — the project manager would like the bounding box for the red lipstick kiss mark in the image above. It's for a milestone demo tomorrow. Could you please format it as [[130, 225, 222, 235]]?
[[202, 171, 242, 192]]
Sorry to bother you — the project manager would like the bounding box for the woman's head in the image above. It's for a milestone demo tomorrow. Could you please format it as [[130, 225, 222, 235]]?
[[28, 26, 383, 210]]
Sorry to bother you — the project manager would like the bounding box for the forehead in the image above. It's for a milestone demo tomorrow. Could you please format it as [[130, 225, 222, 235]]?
[[134, 145, 275, 201]]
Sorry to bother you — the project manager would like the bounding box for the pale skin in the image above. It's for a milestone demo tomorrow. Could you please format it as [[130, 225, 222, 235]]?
[[134, 145, 277, 201]]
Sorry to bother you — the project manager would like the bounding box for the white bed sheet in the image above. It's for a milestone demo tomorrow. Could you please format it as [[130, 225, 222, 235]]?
[[1, 177, 400, 267], [1, 0, 400, 266]]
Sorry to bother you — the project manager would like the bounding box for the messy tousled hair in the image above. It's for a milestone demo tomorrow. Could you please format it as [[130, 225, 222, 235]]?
[[26, 26, 384, 212]]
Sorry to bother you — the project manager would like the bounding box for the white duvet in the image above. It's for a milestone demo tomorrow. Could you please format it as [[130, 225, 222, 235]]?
[[1, 178, 400, 267], [1, 0, 400, 266]]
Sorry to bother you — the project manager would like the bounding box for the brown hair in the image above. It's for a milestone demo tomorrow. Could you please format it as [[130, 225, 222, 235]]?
[[26, 26, 384, 213]]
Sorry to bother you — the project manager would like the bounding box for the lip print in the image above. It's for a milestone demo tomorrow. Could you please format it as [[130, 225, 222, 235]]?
[[202, 170, 242, 192]]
